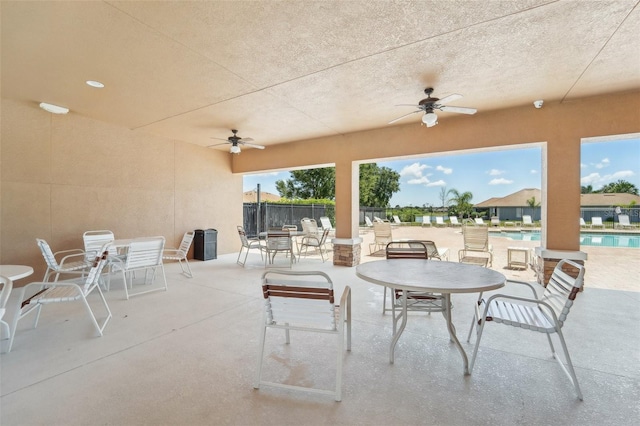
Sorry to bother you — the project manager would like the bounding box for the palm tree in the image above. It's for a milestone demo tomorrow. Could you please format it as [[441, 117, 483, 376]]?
[[449, 189, 474, 218]]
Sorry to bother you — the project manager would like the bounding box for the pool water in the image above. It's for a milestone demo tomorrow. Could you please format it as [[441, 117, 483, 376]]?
[[497, 231, 640, 248]]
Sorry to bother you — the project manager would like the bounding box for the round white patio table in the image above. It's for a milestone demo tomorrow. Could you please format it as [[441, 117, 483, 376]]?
[[356, 259, 505, 374], [0, 265, 34, 281]]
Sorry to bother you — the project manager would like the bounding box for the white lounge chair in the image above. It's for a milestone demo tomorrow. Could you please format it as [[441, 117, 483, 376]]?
[[522, 215, 535, 227], [364, 216, 374, 227], [421, 215, 431, 227], [435, 216, 446, 227], [474, 218, 486, 225], [616, 214, 634, 229], [449, 216, 462, 227], [255, 270, 351, 401], [579, 218, 587, 228], [591, 217, 604, 229]]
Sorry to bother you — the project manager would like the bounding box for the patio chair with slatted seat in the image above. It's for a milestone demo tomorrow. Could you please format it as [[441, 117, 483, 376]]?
[[591, 216, 604, 228], [162, 231, 195, 278], [255, 270, 351, 401], [36, 238, 92, 282], [8, 245, 113, 353], [369, 221, 393, 255], [264, 230, 295, 268], [458, 223, 493, 267], [299, 228, 331, 262], [467, 259, 586, 400], [236, 226, 265, 266]]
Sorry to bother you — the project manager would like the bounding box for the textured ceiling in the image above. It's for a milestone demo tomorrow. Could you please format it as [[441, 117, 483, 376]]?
[[2, 1, 639, 151]]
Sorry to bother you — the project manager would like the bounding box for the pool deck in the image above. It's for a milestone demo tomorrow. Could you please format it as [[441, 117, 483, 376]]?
[[357, 224, 639, 292]]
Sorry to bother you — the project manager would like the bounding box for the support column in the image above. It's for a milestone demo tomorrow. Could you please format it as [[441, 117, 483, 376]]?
[[534, 248, 587, 288], [332, 160, 362, 266]]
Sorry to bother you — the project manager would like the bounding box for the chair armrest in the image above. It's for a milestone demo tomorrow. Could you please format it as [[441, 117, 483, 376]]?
[[58, 250, 89, 265], [504, 279, 541, 298], [162, 248, 180, 255]]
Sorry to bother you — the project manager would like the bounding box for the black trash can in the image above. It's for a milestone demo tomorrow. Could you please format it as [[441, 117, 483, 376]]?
[[194, 228, 217, 260]]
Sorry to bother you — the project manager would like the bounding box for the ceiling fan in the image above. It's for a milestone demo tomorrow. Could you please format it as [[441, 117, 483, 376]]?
[[207, 129, 265, 154], [389, 87, 477, 127]]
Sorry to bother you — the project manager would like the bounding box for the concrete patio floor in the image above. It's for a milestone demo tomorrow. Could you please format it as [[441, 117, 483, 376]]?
[[1, 226, 639, 425]]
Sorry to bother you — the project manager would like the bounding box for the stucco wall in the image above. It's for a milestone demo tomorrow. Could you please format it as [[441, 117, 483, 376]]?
[[0, 99, 242, 280]]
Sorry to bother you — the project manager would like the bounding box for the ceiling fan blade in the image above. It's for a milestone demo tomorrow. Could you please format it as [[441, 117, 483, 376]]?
[[239, 137, 254, 142], [241, 142, 265, 149], [437, 93, 463, 105], [388, 110, 422, 124], [394, 104, 422, 107], [210, 137, 231, 142], [207, 142, 230, 148], [440, 105, 477, 115]]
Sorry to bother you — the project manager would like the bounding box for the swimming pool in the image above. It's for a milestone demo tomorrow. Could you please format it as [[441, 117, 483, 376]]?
[[496, 231, 640, 248]]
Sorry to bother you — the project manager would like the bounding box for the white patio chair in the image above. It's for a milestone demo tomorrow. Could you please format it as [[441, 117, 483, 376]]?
[[590, 216, 604, 228], [421, 215, 431, 227], [8, 245, 113, 353], [110, 237, 167, 299], [319, 216, 334, 232], [458, 223, 493, 267], [236, 226, 265, 266], [449, 216, 462, 227], [435, 216, 446, 227], [301, 217, 320, 237], [522, 215, 535, 227], [364, 216, 374, 227], [264, 230, 294, 268], [83, 230, 115, 261], [254, 270, 351, 401], [474, 218, 486, 225], [616, 214, 634, 229], [0, 276, 13, 353], [579, 218, 587, 228], [36, 238, 92, 282], [299, 228, 331, 262], [369, 221, 393, 255], [162, 231, 195, 278], [467, 259, 586, 400]]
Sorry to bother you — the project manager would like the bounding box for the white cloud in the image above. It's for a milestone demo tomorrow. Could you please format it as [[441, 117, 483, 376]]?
[[595, 158, 610, 169], [488, 169, 504, 176], [436, 165, 453, 174], [489, 178, 514, 185], [426, 180, 447, 187], [407, 177, 430, 185], [400, 162, 430, 178], [530, 169, 538, 174], [254, 172, 281, 177], [581, 170, 636, 188], [580, 163, 587, 169]]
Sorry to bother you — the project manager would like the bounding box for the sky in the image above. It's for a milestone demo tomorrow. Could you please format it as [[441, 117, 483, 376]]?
[[243, 137, 640, 207]]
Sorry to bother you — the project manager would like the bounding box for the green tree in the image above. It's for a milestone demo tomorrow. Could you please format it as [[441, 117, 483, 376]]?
[[275, 167, 335, 199], [276, 163, 401, 207], [599, 179, 638, 195], [526, 196, 541, 207], [581, 185, 594, 194], [448, 189, 474, 218], [439, 187, 453, 209]]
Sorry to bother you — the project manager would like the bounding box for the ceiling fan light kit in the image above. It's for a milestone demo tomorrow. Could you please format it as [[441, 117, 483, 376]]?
[[389, 87, 476, 127], [207, 129, 265, 154]]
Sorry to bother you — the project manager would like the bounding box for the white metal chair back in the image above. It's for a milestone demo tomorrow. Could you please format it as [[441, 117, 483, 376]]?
[[369, 221, 393, 254], [462, 224, 490, 252], [265, 230, 294, 268], [364, 216, 374, 227], [236, 226, 264, 266], [301, 218, 319, 235], [319, 216, 333, 230], [468, 259, 586, 400], [113, 237, 167, 299], [83, 230, 115, 261], [299, 228, 331, 262], [255, 270, 351, 401], [176, 231, 194, 257]]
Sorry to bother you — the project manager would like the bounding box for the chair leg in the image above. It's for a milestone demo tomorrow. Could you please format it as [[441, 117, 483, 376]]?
[[551, 329, 584, 400], [180, 258, 193, 278], [254, 321, 268, 389], [80, 288, 112, 336], [468, 312, 489, 374]]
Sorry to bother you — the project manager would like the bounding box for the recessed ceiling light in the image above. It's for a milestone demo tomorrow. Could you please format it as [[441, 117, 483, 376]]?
[[86, 80, 104, 88], [39, 102, 69, 114]]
